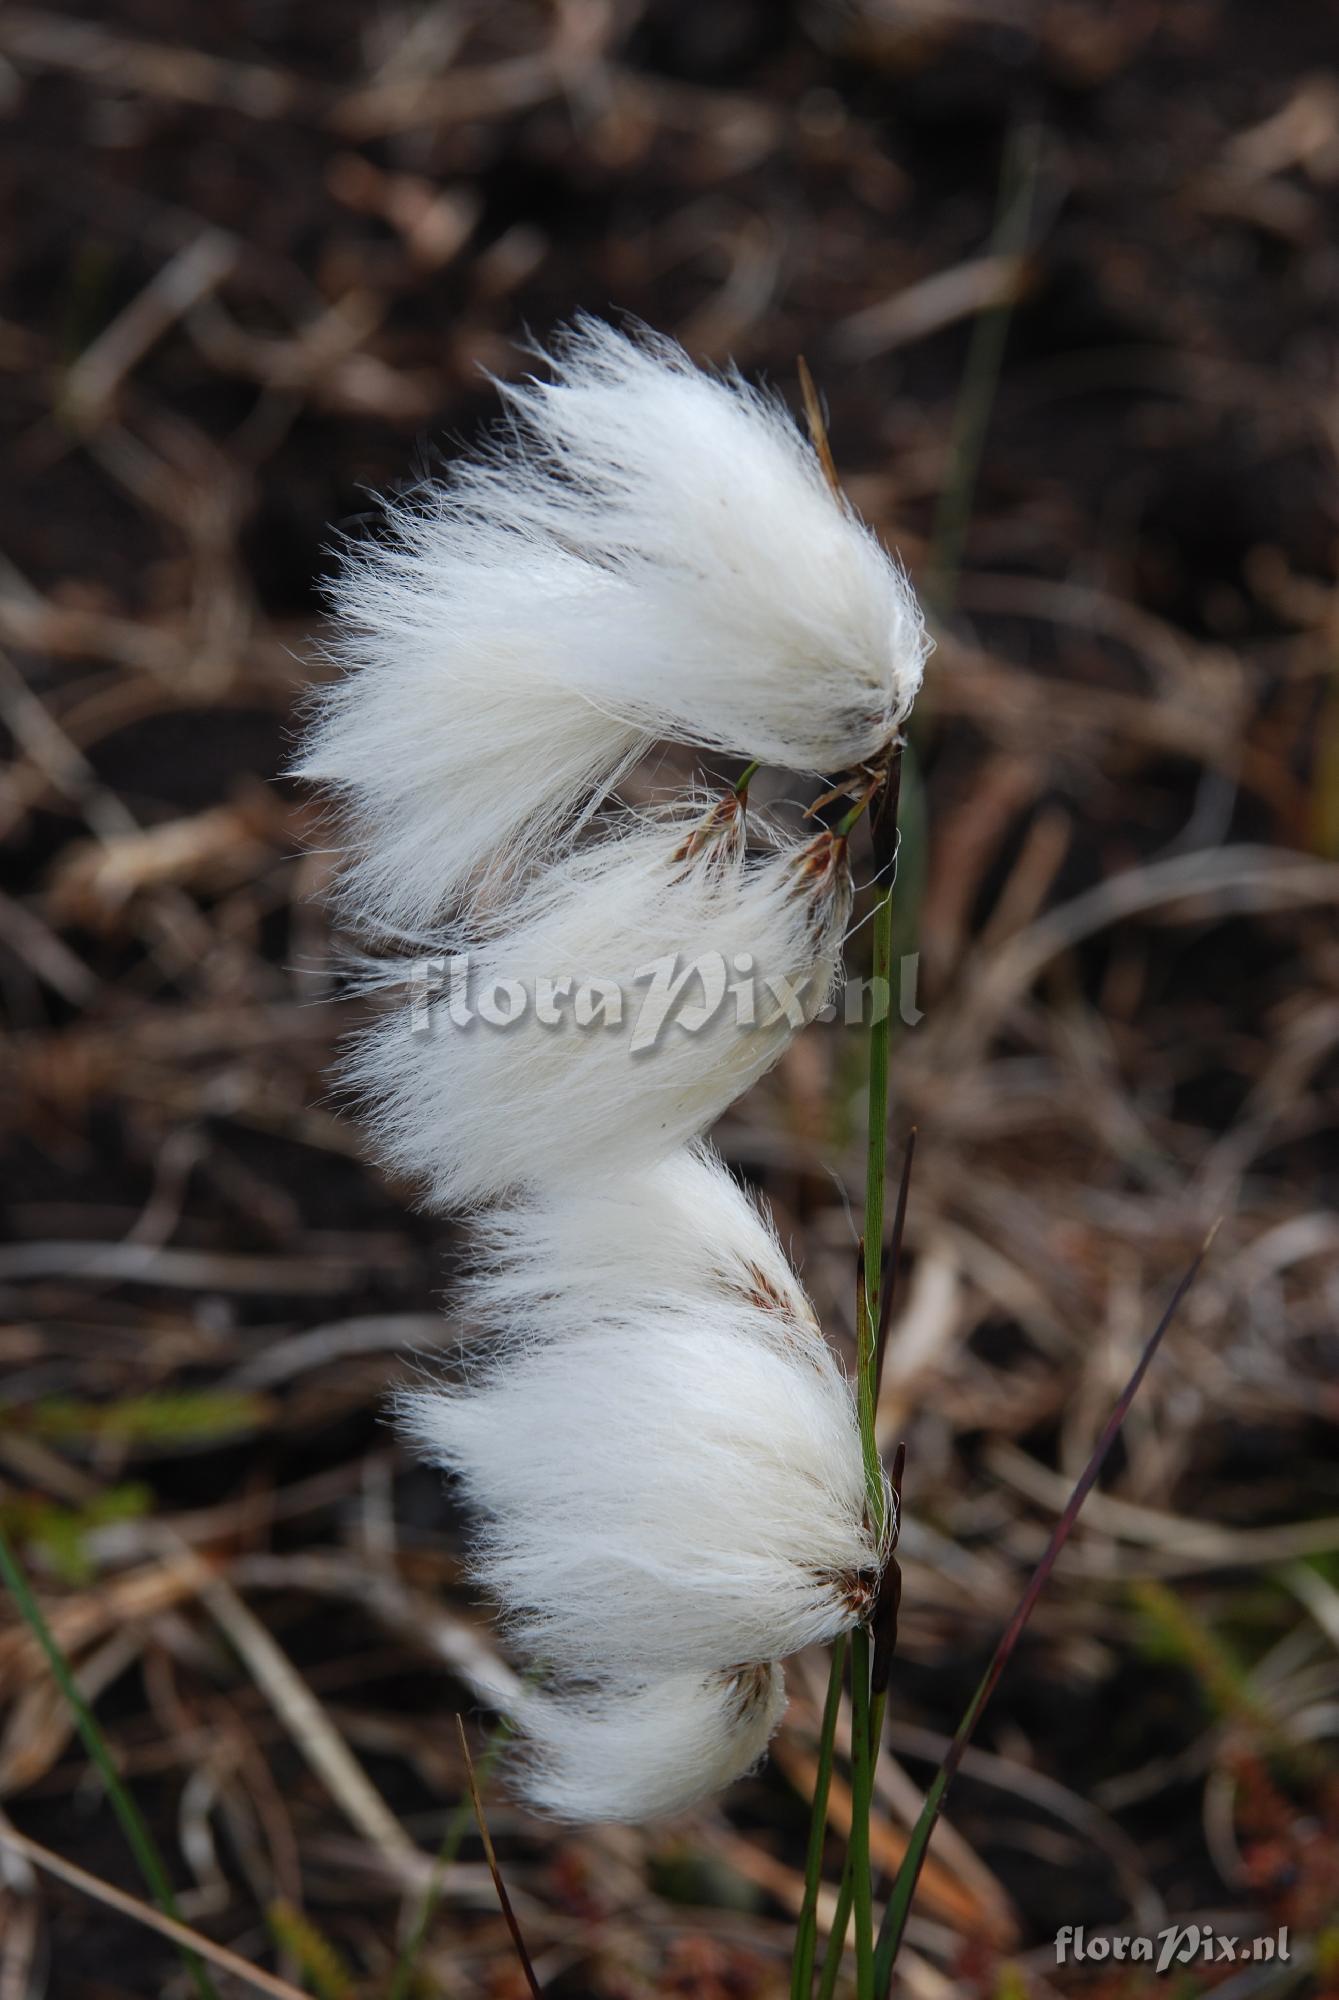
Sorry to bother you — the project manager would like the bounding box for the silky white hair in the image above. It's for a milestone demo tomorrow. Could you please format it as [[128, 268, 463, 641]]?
[[293, 317, 926, 931], [293, 542, 647, 934], [399, 1302, 887, 1680], [458, 1142, 820, 1338], [475, 318, 929, 770], [516, 1664, 787, 1822], [295, 318, 921, 1822], [345, 807, 851, 1210]]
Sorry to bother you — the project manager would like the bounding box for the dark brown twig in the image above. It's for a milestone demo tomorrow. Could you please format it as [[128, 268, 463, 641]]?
[[456, 1716, 542, 2000]]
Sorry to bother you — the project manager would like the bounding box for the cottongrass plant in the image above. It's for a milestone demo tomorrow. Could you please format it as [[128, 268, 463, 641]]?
[[299, 317, 927, 1985], [0, 310, 1212, 2000]]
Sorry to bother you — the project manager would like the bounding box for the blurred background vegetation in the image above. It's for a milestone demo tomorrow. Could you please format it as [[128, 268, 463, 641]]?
[[1, 2, 1338, 1995]]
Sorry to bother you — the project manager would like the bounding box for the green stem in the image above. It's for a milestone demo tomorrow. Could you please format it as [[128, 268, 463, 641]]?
[[813, 1684, 887, 1998], [849, 1626, 876, 1999], [829, 766, 901, 1998], [816, 1860, 854, 2000], [0, 1526, 218, 2000], [858, 872, 895, 1536], [791, 1631, 849, 1999]]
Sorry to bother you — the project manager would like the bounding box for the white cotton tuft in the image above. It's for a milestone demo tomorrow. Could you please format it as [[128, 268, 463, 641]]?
[[346, 802, 851, 1210], [458, 1142, 820, 1339], [292, 542, 646, 934], [515, 1664, 787, 1822], [476, 316, 930, 769], [293, 319, 927, 931], [398, 1302, 886, 1679]]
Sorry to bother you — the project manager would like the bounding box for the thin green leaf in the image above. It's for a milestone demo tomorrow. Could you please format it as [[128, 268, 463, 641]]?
[[0, 1524, 219, 2000], [4, 1391, 271, 1445], [817, 1860, 854, 2000], [849, 1626, 877, 1999], [790, 1631, 849, 2000]]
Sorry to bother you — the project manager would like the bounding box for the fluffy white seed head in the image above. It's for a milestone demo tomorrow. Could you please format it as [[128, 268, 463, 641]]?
[[475, 317, 929, 768], [294, 319, 927, 930], [346, 802, 851, 1210], [458, 1142, 820, 1340], [515, 1664, 787, 1822], [398, 1304, 886, 1679]]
